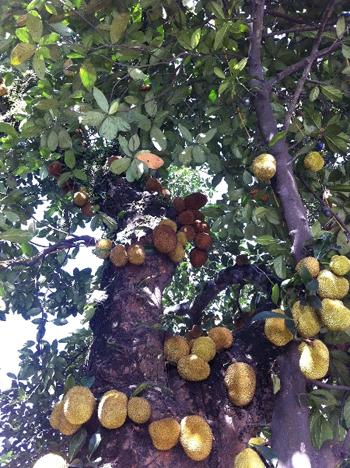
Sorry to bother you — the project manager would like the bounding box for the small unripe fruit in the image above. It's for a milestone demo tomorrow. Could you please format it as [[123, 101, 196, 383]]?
[[194, 233, 213, 251], [73, 191, 89, 207], [190, 248, 208, 268], [81, 202, 94, 217]]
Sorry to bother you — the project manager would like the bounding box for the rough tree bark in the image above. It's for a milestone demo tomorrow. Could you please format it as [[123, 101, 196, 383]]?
[[84, 178, 277, 467]]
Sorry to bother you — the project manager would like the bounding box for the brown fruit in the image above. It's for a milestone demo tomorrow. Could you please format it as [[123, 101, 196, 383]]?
[[173, 197, 186, 213], [193, 220, 209, 233], [0, 85, 8, 97], [153, 225, 177, 253], [107, 155, 122, 167], [178, 210, 195, 225], [179, 225, 196, 242], [192, 210, 205, 222], [161, 188, 171, 199], [145, 177, 162, 193], [81, 202, 94, 217], [61, 179, 76, 194], [194, 233, 213, 251], [190, 248, 208, 268], [110, 245, 128, 267], [184, 192, 208, 210], [73, 191, 89, 207], [127, 244, 146, 265], [48, 161, 63, 177]]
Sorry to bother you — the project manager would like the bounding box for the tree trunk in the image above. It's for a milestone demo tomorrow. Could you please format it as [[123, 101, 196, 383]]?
[[84, 178, 276, 466]]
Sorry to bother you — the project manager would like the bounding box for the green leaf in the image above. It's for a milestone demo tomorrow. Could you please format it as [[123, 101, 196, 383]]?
[[214, 23, 229, 50], [196, 128, 217, 144], [109, 99, 119, 115], [192, 145, 206, 164], [99, 116, 118, 140], [268, 131, 286, 147], [129, 68, 147, 81], [0, 123, 18, 137], [178, 123, 193, 143], [344, 397, 350, 428], [68, 428, 87, 462], [342, 44, 350, 59], [321, 85, 343, 102], [27, 11, 43, 42], [93, 87, 109, 113], [87, 432, 102, 460], [0, 229, 35, 243], [271, 284, 280, 305], [81, 111, 105, 127], [110, 157, 132, 175], [10, 43, 36, 66], [110, 12, 129, 43], [191, 28, 201, 49], [64, 150, 76, 169], [309, 86, 319, 102], [150, 126, 167, 151], [73, 169, 87, 181], [209, 1, 226, 19], [128, 134, 140, 152], [80, 62, 97, 90], [145, 95, 157, 117], [32, 50, 45, 79], [16, 27, 31, 43], [47, 130, 58, 151], [273, 255, 286, 279], [336, 16, 346, 39], [214, 67, 226, 79], [58, 129, 72, 149]]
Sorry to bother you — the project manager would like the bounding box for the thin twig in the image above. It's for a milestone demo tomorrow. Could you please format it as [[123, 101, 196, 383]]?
[[310, 380, 350, 392]]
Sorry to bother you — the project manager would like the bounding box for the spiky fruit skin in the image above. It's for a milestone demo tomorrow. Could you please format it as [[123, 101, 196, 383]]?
[[49, 401, 81, 436], [164, 336, 190, 364], [177, 231, 188, 246], [252, 153, 276, 182], [194, 232, 213, 251], [177, 354, 210, 381], [184, 192, 208, 210], [234, 448, 265, 468], [161, 188, 171, 198], [98, 390, 128, 429], [191, 336, 216, 362], [264, 309, 293, 346], [48, 161, 63, 177], [298, 339, 329, 380], [320, 299, 350, 331], [248, 437, 266, 446], [193, 220, 209, 233], [291, 301, 321, 337], [81, 202, 94, 217], [145, 177, 162, 193], [173, 197, 186, 213], [208, 327, 233, 351], [127, 397, 151, 424], [159, 219, 177, 232], [224, 362, 256, 407], [179, 225, 196, 242], [148, 418, 180, 450], [180, 415, 213, 461], [296, 257, 320, 278], [329, 255, 350, 276], [110, 245, 128, 267], [33, 453, 68, 468], [192, 210, 205, 222], [168, 243, 185, 263], [153, 225, 177, 254], [190, 248, 208, 268], [63, 386, 96, 425], [317, 270, 349, 299], [73, 191, 88, 207], [304, 151, 325, 172], [127, 244, 146, 265], [178, 210, 195, 225]]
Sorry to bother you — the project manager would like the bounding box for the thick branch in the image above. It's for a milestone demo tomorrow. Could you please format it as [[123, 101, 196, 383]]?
[[266, 8, 309, 25], [284, 0, 338, 129]]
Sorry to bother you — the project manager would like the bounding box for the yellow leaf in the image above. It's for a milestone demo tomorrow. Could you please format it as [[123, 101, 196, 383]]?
[[110, 13, 129, 43], [10, 43, 36, 66]]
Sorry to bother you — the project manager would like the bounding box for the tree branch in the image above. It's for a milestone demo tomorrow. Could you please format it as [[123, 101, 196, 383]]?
[[0, 235, 95, 269], [310, 380, 350, 392], [284, 0, 338, 129], [266, 8, 309, 25]]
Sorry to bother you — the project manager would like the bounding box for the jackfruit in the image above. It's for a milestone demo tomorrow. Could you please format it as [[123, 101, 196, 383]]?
[[127, 244, 146, 265], [329, 255, 350, 276], [320, 299, 350, 331], [145, 177, 162, 193], [224, 362, 256, 407], [73, 191, 88, 207], [208, 326, 233, 351], [33, 454, 68, 468], [173, 197, 186, 213], [49, 401, 81, 436], [248, 436, 266, 446], [184, 192, 208, 210], [127, 397, 151, 424], [298, 339, 329, 380], [291, 301, 321, 338], [264, 309, 293, 346], [252, 153, 276, 182], [178, 210, 195, 225], [304, 151, 324, 172], [179, 225, 196, 241], [191, 336, 216, 362], [234, 448, 265, 468], [63, 386, 96, 425], [110, 244, 128, 267], [194, 233, 213, 251], [296, 257, 320, 278], [159, 219, 177, 232], [148, 418, 180, 450], [153, 225, 177, 253], [177, 231, 188, 247], [177, 354, 210, 381], [317, 270, 349, 299], [168, 243, 185, 263], [98, 390, 128, 429], [190, 248, 208, 268], [164, 336, 190, 364], [180, 415, 213, 461], [81, 202, 94, 217], [192, 210, 205, 222], [95, 239, 113, 259]]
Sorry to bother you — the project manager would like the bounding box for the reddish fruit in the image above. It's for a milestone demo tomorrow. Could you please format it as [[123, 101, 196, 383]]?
[[261, 194, 269, 202], [184, 192, 208, 210], [193, 220, 209, 233], [145, 177, 162, 193], [179, 225, 196, 242], [189, 248, 208, 268], [173, 197, 186, 213], [192, 210, 205, 222], [194, 233, 213, 251], [48, 161, 63, 177], [178, 210, 195, 225], [61, 179, 76, 194], [81, 202, 94, 217]]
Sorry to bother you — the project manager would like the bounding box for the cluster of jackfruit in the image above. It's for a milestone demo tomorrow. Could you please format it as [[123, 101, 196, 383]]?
[[252, 153, 277, 182], [149, 415, 213, 461], [152, 191, 213, 268], [224, 362, 256, 407], [93, 239, 146, 267], [164, 327, 233, 382], [303, 151, 325, 172], [49, 385, 152, 436]]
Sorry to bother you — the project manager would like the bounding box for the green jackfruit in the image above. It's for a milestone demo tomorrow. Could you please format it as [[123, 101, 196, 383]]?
[[148, 418, 180, 450], [180, 415, 213, 461], [291, 301, 321, 338], [224, 362, 256, 407], [298, 339, 329, 380], [329, 255, 350, 276], [252, 153, 276, 182], [317, 270, 349, 299], [63, 386, 95, 425], [264, 309, 293, 346], [191, 336, 216, 362], [208, 326, 233, 351], [127, 397, 151, 424], [98, 390, 128, 429], [234, 448, 265, 468], [304, 151, 324, 172], [296, 256, 320, 278], [164, 336, 190, 364], [320, 299, 350, 331], [49, 401, 81, 436]]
